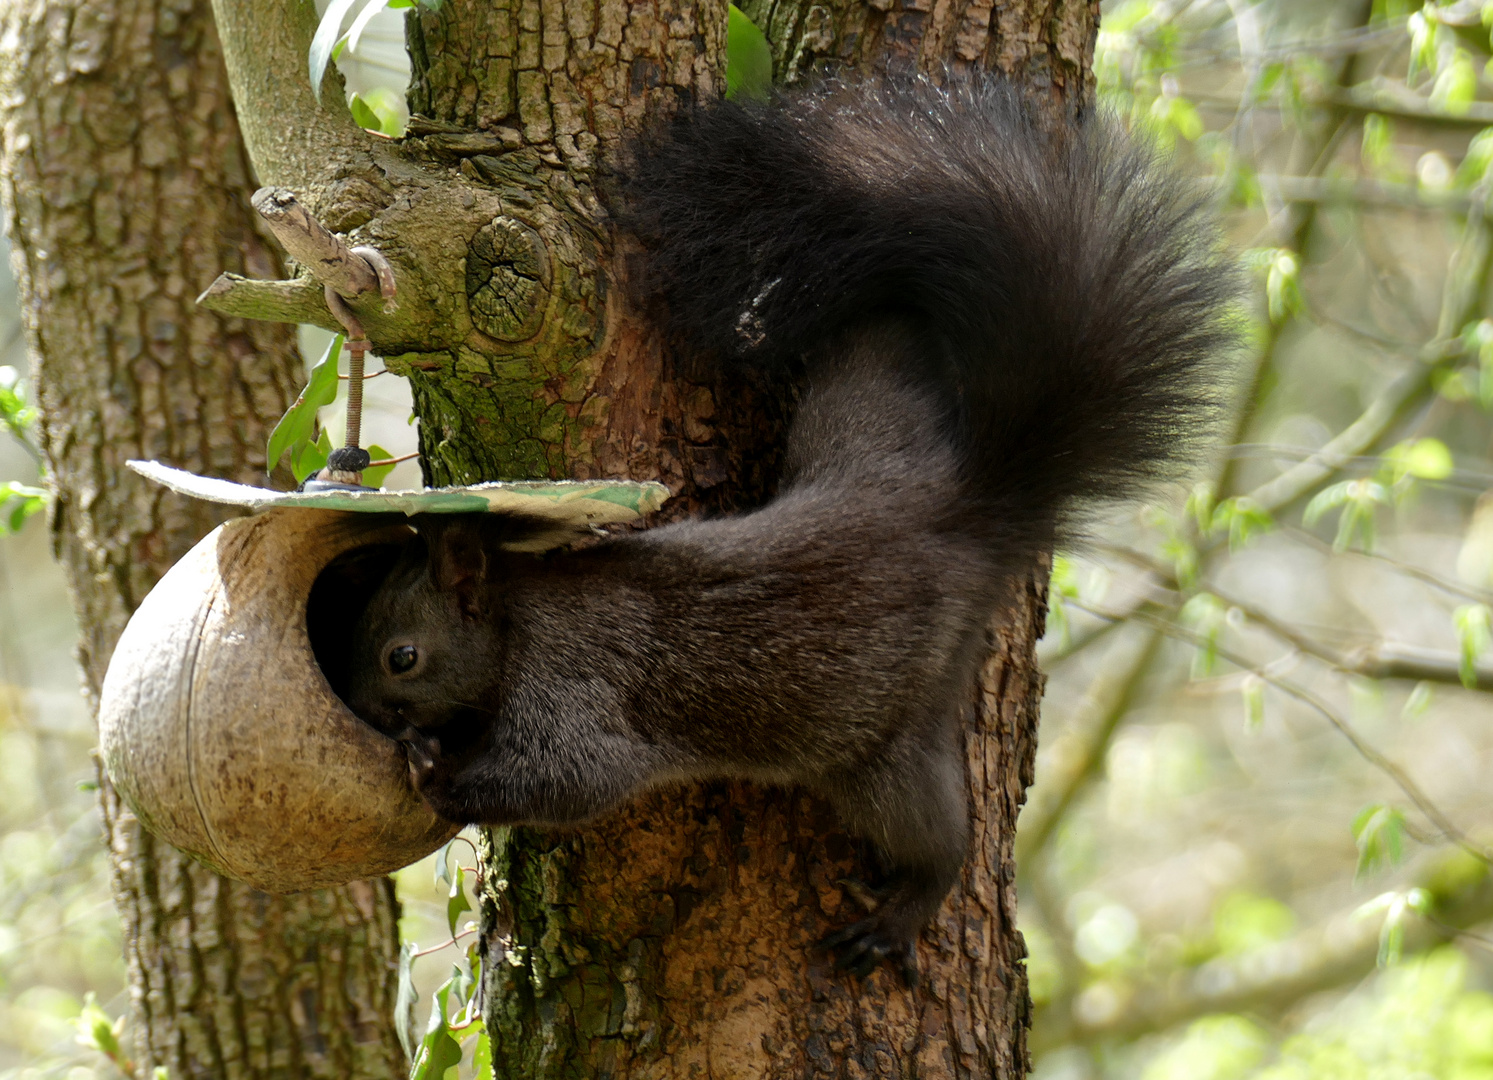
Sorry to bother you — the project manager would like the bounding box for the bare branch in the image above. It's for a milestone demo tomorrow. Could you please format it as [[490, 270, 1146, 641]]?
[[1100, 542, 1493, 690], [1017, 626, 1166, 863], [1282, 523, 1493, 607], [1101, 603, 1493, 865], [195, 272, 339, 330], [1329, 81, 1493, 128], [1212, 579, 1493, 691], [1033, 876, 1493, 1051], [251, 187, 382, 298]]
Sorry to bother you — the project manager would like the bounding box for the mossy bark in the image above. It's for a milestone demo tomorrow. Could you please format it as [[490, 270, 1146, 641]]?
[[204, 0, 1098, 1073], [0, 2, 406, 1077]]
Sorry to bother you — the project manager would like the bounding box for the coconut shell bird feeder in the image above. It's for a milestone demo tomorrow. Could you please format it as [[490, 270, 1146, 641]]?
[[97, 461, 670, 893]]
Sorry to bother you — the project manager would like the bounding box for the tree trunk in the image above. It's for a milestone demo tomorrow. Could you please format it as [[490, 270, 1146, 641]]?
[[0, 2, 406, 1077], [207, 0, 1097, 1071]]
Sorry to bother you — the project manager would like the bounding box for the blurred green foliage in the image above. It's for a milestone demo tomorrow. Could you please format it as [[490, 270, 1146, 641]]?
[[1027, 0, 1493, 1076]]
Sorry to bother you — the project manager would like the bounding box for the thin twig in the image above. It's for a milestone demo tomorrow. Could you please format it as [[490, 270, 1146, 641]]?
[[1074, 599, 1493, 866], [1097, 539, 1493, 687], [1281, 523, 1493, 607], [411, 928, 478, 959]]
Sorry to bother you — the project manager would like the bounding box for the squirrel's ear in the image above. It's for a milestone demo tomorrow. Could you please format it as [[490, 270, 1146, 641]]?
[[414, 515, 488, 616]]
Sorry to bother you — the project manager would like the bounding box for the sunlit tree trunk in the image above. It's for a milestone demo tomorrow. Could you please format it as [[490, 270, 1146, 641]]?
[[0, 2, 405, 1076]]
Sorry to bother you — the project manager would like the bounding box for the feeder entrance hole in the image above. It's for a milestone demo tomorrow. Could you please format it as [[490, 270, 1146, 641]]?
[[307, 538, 408, 706]]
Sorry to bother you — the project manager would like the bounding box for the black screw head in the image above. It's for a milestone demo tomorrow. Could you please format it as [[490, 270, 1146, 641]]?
[[327, 446, 372, 473]]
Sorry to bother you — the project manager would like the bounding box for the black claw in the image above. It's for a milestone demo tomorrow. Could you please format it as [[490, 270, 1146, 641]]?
[[819, 922, 864, 951], [833, 937, 876, 973], [820, 916, 919, 984]]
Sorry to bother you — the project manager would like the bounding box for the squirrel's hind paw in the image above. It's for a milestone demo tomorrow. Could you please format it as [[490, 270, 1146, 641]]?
[[819, 918, 919, 986]]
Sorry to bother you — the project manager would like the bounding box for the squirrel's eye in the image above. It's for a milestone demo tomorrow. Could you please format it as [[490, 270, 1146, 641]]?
[[388, 645, 419, 674]]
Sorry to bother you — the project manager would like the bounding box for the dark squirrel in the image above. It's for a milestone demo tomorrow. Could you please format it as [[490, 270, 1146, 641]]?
[[343, 75, 1237, 979]]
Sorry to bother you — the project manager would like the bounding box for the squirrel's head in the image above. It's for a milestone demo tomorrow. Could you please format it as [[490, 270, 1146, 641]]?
[[346, 515, 516, 787]]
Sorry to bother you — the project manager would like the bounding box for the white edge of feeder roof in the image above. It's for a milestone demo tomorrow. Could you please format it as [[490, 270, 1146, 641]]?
[[128, 460, 672, 525]]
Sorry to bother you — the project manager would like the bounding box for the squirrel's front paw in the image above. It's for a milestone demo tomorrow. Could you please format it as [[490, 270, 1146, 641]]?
[[395, 728, 439, 790], [819, 917, 919, 985]]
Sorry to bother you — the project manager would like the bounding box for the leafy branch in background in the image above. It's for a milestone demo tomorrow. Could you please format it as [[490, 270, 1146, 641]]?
[[394, 837, 487, 1080], [1023, 0, 1493, 1073]]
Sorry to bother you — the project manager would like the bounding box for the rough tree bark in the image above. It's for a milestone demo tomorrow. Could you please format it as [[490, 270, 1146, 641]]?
[[187, 0, 1095, 1073], [0, 2, 406, 1077]]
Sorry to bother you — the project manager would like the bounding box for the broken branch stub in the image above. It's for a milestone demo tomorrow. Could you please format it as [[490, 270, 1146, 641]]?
[[251, 186, 383, 298]]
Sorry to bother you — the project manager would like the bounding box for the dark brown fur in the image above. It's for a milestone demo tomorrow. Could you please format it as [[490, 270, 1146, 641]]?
[[344, 75, 1238, 979]]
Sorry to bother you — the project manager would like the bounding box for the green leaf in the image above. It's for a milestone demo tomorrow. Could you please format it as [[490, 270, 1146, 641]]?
[[1304, 479, 1388, 552], [1046, 555, 1081, 647], [363, 443, 398, 488], [0, 480, 47, 535], [1240, 674, 1265, 731], [1265, 250, 1301, 323], [1379, 906, 1405, 966], [1408, 10, 1436, 79], [348, 93, 381, 132], [394, 941, 418, 1059], [1384, 438, 1454, 482], [1149, 92, 1204, 145], [1402, 681, 1434, 721], [1454, 603, 1492, 687], [1464, 318, 1493, 406], [309, 0, 361, 105], [450, 958, 478, 1025], [267, 333, 343, 478], [471, 1031, 492, 1079], [1431, 48, 1477, 116], [1179, 592, 1226, 678], [725, 5, 772, 103], [1209, 496, 1275, 552], [1458, 130, 1493, 190], [1353, 804, 1407, 879], [7, 495, 37, 533], [1361, 113, 1394, 175], [1161, 536, 1198, 590], [1354, 889, 1429, 968], [1242, 247, 1303, 324], [292, 429, 333, 485], [409, 1022, 462, 1080], [352, 87, 407, 137], [410, 972, 465, 1080], [1185, 481, 1216, 534], [433, 838, 456, 889], [0, 366, 38, 453], [448, 866, 473, 939], [75, 993, 123, 1060]]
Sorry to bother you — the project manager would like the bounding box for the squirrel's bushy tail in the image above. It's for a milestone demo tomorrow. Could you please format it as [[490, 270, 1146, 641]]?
[[620, 75, 1239, 539]]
